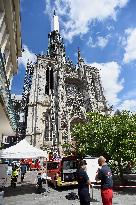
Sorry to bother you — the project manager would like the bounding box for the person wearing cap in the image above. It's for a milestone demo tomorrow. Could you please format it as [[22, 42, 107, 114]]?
[[95, 156, 113, 205], [77, 160, 92, 205]]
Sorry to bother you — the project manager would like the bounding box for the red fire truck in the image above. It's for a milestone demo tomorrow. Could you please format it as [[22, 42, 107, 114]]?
[[21, 159, 41, 170], [45, 156, 78, 188]]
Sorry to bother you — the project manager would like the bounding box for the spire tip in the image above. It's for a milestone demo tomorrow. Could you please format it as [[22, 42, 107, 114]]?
[[53, 10, 59, 32]]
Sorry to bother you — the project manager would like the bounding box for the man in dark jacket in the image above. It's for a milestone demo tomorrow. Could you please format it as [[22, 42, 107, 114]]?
[[95, 156, 113, 205], [77, 160, 92, 205], [20, 163, 27, 182]]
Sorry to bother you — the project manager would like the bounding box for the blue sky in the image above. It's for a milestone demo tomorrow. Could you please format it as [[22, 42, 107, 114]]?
[[11, 0, 136, 112]]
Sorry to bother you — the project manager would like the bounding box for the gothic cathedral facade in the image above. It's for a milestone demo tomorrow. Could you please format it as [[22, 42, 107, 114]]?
[[25, 13, 108, 154]]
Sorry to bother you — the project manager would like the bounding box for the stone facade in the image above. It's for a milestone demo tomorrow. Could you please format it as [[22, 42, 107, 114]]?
[[25, 13, 107, 152], [0, 0, 22, 82], [0, 0, 22, 145]]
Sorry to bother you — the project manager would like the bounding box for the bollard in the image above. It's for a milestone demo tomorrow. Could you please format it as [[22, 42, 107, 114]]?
[[0, 191, 4, 205]]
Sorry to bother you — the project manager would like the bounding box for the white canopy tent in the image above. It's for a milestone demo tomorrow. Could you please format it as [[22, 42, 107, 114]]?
[[0, 139, 47, 159]]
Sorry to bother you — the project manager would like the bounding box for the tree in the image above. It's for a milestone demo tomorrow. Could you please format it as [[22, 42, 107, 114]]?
[[72, 111, 136, 182], [62, 141, 77, 156]]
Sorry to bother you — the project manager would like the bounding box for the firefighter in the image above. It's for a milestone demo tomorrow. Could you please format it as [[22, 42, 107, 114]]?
[[95, 156, 113, 205], [11, 165, 18, 188], [77, 160, 92, 205]]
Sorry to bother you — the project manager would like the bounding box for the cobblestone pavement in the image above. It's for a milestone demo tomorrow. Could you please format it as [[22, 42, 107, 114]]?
[[2, 171, 136, 205]]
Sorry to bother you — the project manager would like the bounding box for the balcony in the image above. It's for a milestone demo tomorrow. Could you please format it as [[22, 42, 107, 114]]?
[[0, 50, 17, 141]]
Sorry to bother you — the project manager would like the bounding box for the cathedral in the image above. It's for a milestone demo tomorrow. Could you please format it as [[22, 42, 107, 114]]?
[[24, 12, 108, 154]]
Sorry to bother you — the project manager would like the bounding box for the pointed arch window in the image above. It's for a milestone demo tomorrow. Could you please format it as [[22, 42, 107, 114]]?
[[45, 66, 54, 95]]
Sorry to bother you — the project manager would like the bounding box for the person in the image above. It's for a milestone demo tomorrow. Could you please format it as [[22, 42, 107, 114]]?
[[77, 160, 92, 205], [20, 162, 27, 182], [37, 168, 47, 187], [95, 156, 113, 205], [14, 163, 19, 177], [11, 165, 18, 188], [35, 159, 40, 170], [36, 168, 48, 193]]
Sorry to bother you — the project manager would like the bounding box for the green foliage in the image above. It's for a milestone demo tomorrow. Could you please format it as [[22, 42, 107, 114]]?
[[62, 143, 73, 156], [72, 111, 136, 176], [62, 142, 77, 156]]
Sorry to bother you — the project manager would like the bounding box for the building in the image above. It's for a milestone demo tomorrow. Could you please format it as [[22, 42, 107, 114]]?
[[25, 12, 108, 154], [0, 0, 22, 146]]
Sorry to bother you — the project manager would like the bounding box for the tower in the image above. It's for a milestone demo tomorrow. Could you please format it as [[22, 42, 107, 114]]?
[[25, 12, 108, 154]]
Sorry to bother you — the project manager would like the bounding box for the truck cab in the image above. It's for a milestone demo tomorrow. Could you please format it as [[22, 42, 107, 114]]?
[[46, 156, 78, 188]]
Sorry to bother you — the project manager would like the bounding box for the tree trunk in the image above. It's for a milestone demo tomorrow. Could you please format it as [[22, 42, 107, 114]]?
[[118, 162, 126, 185]]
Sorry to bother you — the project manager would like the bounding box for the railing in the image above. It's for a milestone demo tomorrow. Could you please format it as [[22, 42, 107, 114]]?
[[0, 50, 17, 131]]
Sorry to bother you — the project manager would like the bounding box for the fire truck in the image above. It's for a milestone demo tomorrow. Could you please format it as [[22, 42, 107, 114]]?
[[21, 159, 41, 170], [45, 156, 78, 188]]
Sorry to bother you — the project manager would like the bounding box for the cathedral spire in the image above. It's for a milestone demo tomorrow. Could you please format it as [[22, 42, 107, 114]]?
[[78, 47, 81, 62], [77, 47, 84, 70], [47, 10, 66, 59], [53, 10, 59, 32]]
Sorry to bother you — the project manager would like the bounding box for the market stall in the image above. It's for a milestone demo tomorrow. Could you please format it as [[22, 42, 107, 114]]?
[[0, 139, 47, 159]]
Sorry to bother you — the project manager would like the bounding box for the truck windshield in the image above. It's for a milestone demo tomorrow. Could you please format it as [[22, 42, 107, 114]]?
[[47, 162, 59, 170], [63, 160, 77, 170]]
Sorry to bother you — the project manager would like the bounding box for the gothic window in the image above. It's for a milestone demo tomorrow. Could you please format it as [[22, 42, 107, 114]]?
[[50, 67, 54, 90], [45, 66, 54, 95], [45, 67, 49, 95]]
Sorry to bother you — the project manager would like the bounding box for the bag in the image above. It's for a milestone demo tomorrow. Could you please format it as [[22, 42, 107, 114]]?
[[65, 192, 78, 200]]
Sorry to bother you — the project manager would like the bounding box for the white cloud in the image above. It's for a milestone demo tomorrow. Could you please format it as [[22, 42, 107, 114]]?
[[18, 45, 36, 68], [90, 62, 124, 106], [88, 35, 110, 48], [123, 28, 136, 63], [97, 37, 109, 48], [107, 25, 115, 31], [118, 99, 136, 112], [45, 0, 129, 42], [11, 94, 22, 101]]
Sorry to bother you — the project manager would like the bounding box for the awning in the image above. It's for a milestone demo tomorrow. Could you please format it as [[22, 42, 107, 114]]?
[[0, 139, 47, 159]]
